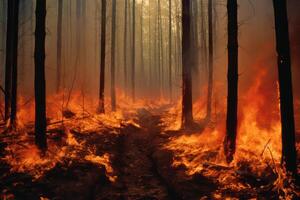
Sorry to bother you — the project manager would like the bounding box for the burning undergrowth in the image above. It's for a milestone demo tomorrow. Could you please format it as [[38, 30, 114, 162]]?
[[160, 60, 300, 198], [0, 91, 150, 186], [1, 121, 118, 182]]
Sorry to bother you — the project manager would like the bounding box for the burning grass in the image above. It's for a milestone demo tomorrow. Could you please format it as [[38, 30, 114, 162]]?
[[161, 69, 300, 198]]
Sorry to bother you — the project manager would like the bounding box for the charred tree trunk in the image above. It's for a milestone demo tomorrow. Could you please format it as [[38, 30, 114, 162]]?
[[206, 0, 213, 121], [4, 0, 13, 122], [273, 0, 297, 175], [181, 0, 193, 128], [168, 0, 172, 101], [56, 0, 63, 93], [34, 0, 47, 150], [98, 0, 106, 113], [111, 0, 117, 111], [131, 0, 136, 101], [224, 0, 238, 163], [10, 0, 19, 127]]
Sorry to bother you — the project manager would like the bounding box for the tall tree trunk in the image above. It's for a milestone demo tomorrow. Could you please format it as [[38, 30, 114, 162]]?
[[124, 0, 128, 94], [131, 0, 136, 101], [140, 0, 144, 86], [156, 0, 160, 92], [1, 0, 6, 81], [4, 0, 13, 122], [34, 0, 47, 151], [200, 0, 207, 74], [181, 0, 193, 128], [168, 0, 172, 101], [148, 1, 152, 90], [98, 0, 106, 113], [158, 0, 164, 94], [10, 0, 19, 127], [175, 0, 181, 78], [224, 0, 238, 163], [206, 0, 213, 120], [111, 0, 116, 111], [56, 0, 63, 93], [273, 0, 297, 175]]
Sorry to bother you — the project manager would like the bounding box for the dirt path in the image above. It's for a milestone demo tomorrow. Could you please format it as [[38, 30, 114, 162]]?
[[95, 108, 176, 200]]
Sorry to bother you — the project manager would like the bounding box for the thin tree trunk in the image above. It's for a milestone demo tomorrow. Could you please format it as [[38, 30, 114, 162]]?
[[181, 0, 193, 128], [34, 0, 47, 151], [111, 0, 117, 111], [156, 1, 160, 92], [56, 0, 63, 93], [168, 0, 172, 101], [0, 1, 6, 81], [200, 0, 207, 74], [206, 0, 213, 120], [224, 0, 238, 163], [175, 0, 181, 78], [124, 0, 128, 94], [10, 0, 19, 127], [4, 0, 13, 122], [148, 1, 152, 90], [158, 0, 164, 94], [98, 0, 106, 113], [273, 0, 297, 175], [140, 0, 144, 86], [131, 0, 136, 101]]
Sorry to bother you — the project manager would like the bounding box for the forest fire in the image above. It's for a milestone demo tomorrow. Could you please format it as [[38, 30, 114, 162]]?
[[1, 0, 300, 199]]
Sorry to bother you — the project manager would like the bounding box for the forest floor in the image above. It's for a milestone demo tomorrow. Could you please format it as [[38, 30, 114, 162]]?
[[0, 106, 300, 199]]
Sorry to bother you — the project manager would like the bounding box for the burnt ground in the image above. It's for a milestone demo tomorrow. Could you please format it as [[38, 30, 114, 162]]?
[[0, 108, 300, 200]]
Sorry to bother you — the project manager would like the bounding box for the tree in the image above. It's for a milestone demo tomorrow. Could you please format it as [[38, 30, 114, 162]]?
[[98, 0, 106, 113], [181, 0, 193, 128], [111, 0, 117, 111], [10, 0, 19, 127], [4, 0, 13, 122], [273, 0, 297, 175], [1, 1, 7, 84], [206, 0, 213, 120], [224, 0, 238, 163], [131, 0, 136, 101], [56, 0, 63, 93], [4, 0, 19, 127], [168, 0, 172, 101], [124, 0, 128, 94], [34, 0, 47, 150], [140, 0, 145, 88]]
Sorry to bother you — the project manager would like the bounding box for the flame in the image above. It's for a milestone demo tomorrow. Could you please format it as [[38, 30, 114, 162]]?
[[1, 89, 169, 183], [162, 62, 298, 197]]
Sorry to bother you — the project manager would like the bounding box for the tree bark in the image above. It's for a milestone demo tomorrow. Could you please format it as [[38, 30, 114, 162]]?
[[206, 0, 213, 120], [111, 0, 117, 111], [56, 0, 63, 93], [273, 0, 297, 175], [34, 0, 47, 150], [98, 0, 106, 113], [181, 0, 193, 128], [224, 0, 238, 163]]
